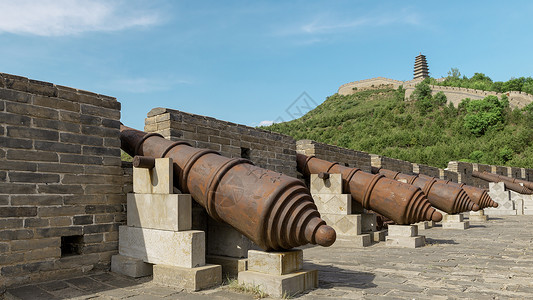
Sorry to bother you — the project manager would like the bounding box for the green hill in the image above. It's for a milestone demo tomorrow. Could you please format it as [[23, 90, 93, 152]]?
[[263, 83, 533, 169]]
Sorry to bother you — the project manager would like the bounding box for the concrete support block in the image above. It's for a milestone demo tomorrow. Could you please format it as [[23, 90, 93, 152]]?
[[427, 220, 435, 228], [442, 221, 470, 229], [153, 264, 222, 292], [311, 193, 351, 214], [206, 255, 248, 278], [388, 224, 418, 237], [207, 218, 258, 258], [468, 210, 488, 222], [248, 250, 302, 276], [441, 213, 469, 229], [524, 209, 533, 215], [361, 213, 377, 233], [368, 230, 387, 242], [442, 213, 464, 222], [386, 236, 425, 248], [415, 221, 429, 230], [133, 157, 173, 194], [238, 249, 318, 297], [484, 209, 517, 216], [310, 173, 342, 194], [238, 269, 318, 298], [514, 199, 524, 215], [320, 213, 361, 236], [111, 254, 153, 278], [118, 226, 205, 268], [386, 225, 425, 248], [127, 193, 192, 231]]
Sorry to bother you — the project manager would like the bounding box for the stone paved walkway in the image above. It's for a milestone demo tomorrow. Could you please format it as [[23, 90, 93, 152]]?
[[3, 215, 533, 299]]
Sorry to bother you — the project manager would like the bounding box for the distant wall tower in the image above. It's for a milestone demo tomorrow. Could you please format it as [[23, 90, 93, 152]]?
[[413, 53, 429, 80]]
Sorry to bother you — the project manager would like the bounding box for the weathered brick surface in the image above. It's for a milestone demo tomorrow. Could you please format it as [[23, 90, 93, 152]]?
[[145, 107, 297, 178], [296, 139, 372, 173], [0, 72, 125, 289]]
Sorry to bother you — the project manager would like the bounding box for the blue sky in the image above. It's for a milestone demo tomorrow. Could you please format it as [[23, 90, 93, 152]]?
[[1, 1, 532, 130]]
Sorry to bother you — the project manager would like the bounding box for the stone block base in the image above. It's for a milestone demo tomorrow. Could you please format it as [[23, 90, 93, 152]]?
[[386, 236, 425, 248], [442, 221, 470, 230], [206, 255, 248, 278], [386, 225, 425, 248], [367, 230, 387, 242], [111, 255, 153, 278], [320, 213, 362, 236], [484, 209, 517, 216], [118, 226, 205, 268], [415, 221, 429, 230], [524, 209, 533, 215], [238, 269, 318, 298], [153, 264, 222, 291], [337, 233, 372, 247], [468, 211, 488, 222]]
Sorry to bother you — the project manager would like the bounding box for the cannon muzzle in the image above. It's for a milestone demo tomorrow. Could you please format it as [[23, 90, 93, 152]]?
[[374, 168, 479, 214], [297, 154, 442, 224], [472, 171, 533, 195], [417, 174, 498, 209], [120, 125, 336, 250]]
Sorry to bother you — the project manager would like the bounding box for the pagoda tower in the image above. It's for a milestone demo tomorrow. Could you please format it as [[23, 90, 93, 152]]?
[[413, 53, 429, 80]]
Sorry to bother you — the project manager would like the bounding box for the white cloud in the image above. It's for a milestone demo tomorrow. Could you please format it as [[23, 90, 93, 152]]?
[[258, 120, 274, 126], [275, 9, 421, 36], [0, 0, 162, 36]]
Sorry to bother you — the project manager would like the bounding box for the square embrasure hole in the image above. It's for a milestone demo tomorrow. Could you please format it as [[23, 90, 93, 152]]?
[[240, 147, 251, 159], [61, 235, 84, 257]]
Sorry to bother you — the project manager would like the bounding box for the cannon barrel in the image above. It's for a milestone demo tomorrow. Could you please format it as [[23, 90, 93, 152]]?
[[417, 174, 498, 209], [120, 125, 336, 250], [297, 154, 442, 224], [472, 171, 533, 195], [371, 167, 479, 214]]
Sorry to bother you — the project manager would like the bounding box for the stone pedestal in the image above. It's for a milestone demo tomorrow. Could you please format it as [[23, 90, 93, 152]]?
[[386, 225, 425, 248], [153, 264, 222, 291], [415, 221, 429, 230], [522, 196, 533, 215], [114, 157, 221, 291], [206, 218, 258, 278], [485, 182, 517, 216], [238, 250, 317, 297], [468, 210, 488, 222], [111, 254, 153, 278], [441, 213, 470, 230], [311, 173, 383, 247]]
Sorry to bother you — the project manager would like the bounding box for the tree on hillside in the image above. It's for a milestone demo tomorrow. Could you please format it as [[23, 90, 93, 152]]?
[[463, 95, 507, 136]]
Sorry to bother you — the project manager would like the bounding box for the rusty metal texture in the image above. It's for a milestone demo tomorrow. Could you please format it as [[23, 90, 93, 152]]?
[[120, 125, 336, 250], [297, 154, 442, 224], [417, 174, 498, 209], [372, 168, 479, 214], [472, 171, 533, 195], [132, 156, 155, 169]]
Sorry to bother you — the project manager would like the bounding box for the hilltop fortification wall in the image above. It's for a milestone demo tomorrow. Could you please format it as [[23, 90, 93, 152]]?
[[339, 77, 533, 109], [404, 84, 533, 109]]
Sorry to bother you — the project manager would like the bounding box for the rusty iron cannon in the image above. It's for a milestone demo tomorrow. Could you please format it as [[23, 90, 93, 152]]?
[[296, 154, 442, 224], [371, 167, 479, 214], [120, 125, 336, 250], [416, 174, 498, 209], [472, 171, 533, 195]]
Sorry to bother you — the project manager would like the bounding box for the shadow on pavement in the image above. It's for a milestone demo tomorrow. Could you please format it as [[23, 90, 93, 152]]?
[[305, 262, 377, 289], [425, 238, 458, 245]]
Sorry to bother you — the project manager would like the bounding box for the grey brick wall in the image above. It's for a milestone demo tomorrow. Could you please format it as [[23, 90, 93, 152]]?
[[0, 73, 125, 289], [296, 140, 371, 172], [144, 108, 297, 177]]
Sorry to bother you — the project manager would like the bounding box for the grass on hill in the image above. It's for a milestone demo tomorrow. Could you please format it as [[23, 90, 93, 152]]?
[[263, 85, 533, 169]]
